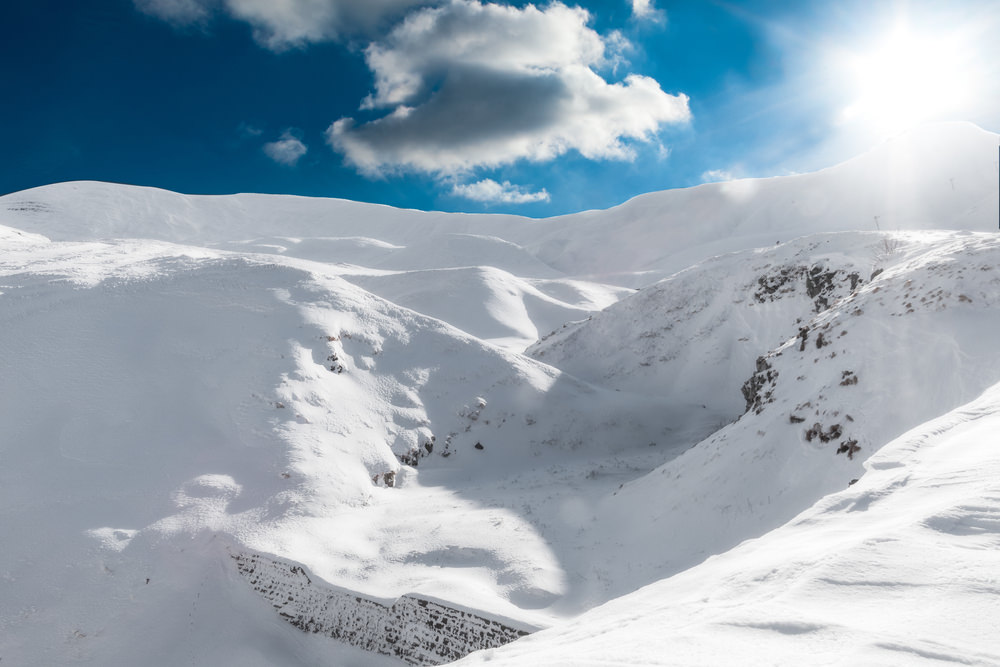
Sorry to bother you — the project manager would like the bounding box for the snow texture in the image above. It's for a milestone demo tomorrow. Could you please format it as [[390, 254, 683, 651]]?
[[2, 121, 1000, 666]]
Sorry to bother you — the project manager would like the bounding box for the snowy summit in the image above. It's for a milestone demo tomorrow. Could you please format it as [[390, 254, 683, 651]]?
[[2, 121, 1000, 666]]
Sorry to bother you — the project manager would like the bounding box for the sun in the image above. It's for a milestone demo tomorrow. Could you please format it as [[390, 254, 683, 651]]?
[[838, 24, 975, 133]]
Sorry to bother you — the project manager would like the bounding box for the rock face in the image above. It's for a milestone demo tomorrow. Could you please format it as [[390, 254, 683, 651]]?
[[753, 264, 862, 313], [232, 551, 534, 665]]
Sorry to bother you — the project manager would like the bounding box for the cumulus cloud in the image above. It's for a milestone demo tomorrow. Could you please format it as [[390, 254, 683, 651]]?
[[133, 0, 429, 49], [360, 2, 609, 109], [263, 130, 308, 166], [450, 179, 550, 204], [328, 0, 690, 175], [630, 0, 664, 22]]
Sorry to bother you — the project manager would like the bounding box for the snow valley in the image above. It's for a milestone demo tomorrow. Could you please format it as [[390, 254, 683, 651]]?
[[1, 121, 999, 666]]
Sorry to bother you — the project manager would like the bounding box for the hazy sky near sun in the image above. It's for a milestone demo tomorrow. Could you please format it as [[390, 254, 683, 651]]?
[[4, 0, 999, 215]]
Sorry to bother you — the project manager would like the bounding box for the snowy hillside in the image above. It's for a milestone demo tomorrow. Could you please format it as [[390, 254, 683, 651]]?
[[4, 122, 997, 295], [453, 379, 1000, 666], [1, 122, 999, 665], [530, 230, 1000, 601]]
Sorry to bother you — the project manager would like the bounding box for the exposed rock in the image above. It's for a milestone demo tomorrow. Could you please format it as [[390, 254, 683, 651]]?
[[741, 356, 778, 414], [804, 423, 843, 443], [837, 440, 861, 459], [232, 551, 533, 665], [754, 264, 863, 314]]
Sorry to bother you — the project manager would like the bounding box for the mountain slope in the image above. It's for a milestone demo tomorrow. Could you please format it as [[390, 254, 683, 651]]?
[[525, 121, 999, 281], [0, 230, 686, 664], [1, 121, 999, 665], [515, 230, 1000, 605], [453, 378, 1000, 666], [3, 121, 997, 285], [5, 227, 998, 664], [345, 265, 630, 349]]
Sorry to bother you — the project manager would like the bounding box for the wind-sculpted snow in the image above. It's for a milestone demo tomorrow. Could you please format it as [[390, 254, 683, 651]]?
[[2, 121, 1000, 666], [3, 122, 997, 283], [0, 232, 681, 663], [345, 265, 630, 349], [452, 380, 1000, 666], [529, 232, 875, 415], [528, 231, 1000, 598]]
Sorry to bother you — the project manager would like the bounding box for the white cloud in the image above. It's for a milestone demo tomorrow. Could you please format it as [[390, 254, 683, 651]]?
[[134, 0, 430, 49], [263, 130, 308, 166], [701, 169, 734, 183], [630, 0, 664, 22], [225, 0, 341, 49], [237, 121, 263, 138], [328, 0, 690, 175], [360, 2, 609, 109], [450, 179, 550, 204], [134, 0, 213, 25]]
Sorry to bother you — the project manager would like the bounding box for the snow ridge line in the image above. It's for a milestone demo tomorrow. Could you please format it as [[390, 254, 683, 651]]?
[[231, 551, 534, 665]]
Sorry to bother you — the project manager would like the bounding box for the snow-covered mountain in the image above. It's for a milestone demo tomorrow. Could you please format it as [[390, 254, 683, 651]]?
[[1, 121, 998, 665], [453, 378, 1000, 666]]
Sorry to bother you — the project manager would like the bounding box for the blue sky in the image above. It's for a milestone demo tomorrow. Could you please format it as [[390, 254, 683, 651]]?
[[3, 0, 999, 216]]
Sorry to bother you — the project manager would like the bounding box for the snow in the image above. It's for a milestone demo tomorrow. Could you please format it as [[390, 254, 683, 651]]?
[[453, 379, 1000, 666], [1, 121, 999, 665]]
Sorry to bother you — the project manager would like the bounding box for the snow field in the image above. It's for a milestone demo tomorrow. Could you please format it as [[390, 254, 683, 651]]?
[[2, 121, 999, 665]]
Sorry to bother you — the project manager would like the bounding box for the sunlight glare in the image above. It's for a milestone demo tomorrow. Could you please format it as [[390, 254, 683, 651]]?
[[839, 25, 975, 132]]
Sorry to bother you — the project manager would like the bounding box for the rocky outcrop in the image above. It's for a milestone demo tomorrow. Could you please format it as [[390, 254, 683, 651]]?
[[753, 263, 863, 313], [231, 551, 534, 665]]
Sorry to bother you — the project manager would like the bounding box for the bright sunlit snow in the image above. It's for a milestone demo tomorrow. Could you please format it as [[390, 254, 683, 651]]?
[[1, 121, 999, 665]]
